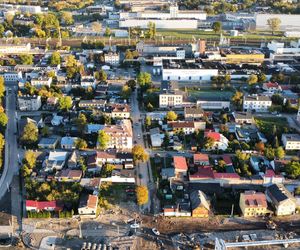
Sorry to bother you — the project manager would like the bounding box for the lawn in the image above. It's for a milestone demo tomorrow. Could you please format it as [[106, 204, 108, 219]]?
[[255, 117, 288, 133], [188, 89, 234, 102]]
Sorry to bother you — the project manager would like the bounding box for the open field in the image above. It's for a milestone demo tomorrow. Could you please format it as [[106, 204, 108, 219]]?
[[188, 89, 234, 101]]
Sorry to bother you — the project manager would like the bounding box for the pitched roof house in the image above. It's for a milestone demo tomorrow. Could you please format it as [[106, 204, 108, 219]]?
[[266, 184, 296, 216], [26, 200, 63, 212], [239, 191, 268, 217], [78, 194, 98, 218], [190, 190, 210, 218]]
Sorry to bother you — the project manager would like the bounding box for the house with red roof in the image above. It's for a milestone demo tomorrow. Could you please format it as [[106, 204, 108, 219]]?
[[204, 132, 229, 151], [193, 153, 209, 166], [189, 166, 240, 184], [173, 156, 188, 179], [26, 200, 63, 212], [78, 194, 98, 218], [262, 82, 282, 93], [239, 191, 268, 217], [262, 169, 284, 185]]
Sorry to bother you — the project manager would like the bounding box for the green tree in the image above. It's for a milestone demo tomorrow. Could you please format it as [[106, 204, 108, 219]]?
[[59, 96, 72, 111], [203, 137, 215, 150], [162, 132, 170, 149], [264, 147, 275, 161], [145, 116, 151, 127], [137, 72, 151, 90], [21, 123, 38, 145], [121, 85, 132, 99], [275, 147, 285, 160], [75, 138, 87, 150], [132, 145, 149, 163], [0, 76, 4, 98], [136, 185, 149, 206], [247, 74, 258, 85], [124, 49, 133, 60], [41, 126, 50, 137], [97, 130, 110, 150], [126, 79, 136, 90], [212, 21, 222, 33], [20, 54, 33, 65], [286, 160, 300, 179], [0, 112, 8, 128], [95, 69, 107, 82], [61, 11, 74, 25], [267, 17, 281, 35], [75, 113, 87, 131], [0, 24, 4, 38], [101, 164, 115, 177], [166, 111, 177, 121], [50, 51, 61, 66], [257, 73, 267, 83], [104, 27, 111, 37]]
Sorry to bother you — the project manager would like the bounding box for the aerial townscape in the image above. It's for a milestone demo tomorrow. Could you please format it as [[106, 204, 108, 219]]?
[[1, 0, 300, 250]]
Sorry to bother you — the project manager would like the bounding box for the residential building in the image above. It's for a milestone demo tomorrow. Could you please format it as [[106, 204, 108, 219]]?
[[79, 99, 106, 109], [281, 134, 300, 150], [56, 169, 82, 182], [101, 169, 135, 183], [18, 95, 42, 111], [38, 137, 59, 150], [68, 150, 80, 169], [169, 121, 206, 135], [81, 76, 97, 89], [105, 104, 131, 118], [80, 178, 101, 191], [266, 184, 296, 216], [104, 52, 120, 65], [243, 95, 272, 112], [103, 119, 133, 150], [43, 151, 69, 172], [149, 127, 164, 147], [262, 82, 282, 93], [61, 137, 78, 150], [159, 91, 183, 108], [96, 150, 134, 168], [31, 76, 52, 88], [2, 71, 22, 82], [190, 190, 210, 218], [184, 107, 204, 120], [239, 191, 268, 217], [26, 200, 63, 212], [78, 194, 98, 217], [204, 131, 229, 151], [232, 112, 254, 124], [173, 156, 188, 179], [193, 153, 209, 166], [0, 43, 31, 54]]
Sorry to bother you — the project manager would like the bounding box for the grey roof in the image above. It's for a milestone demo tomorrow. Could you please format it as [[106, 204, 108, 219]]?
[[267, 184, 294, 203], [282, 134, 300, 142], [38, 137, 58, 145], [244, 95, 271, 102], [233, 112, 253, 120], [161, 167, 175, 178], [185, 107, 204, 115], [190, 190, 210, 211]]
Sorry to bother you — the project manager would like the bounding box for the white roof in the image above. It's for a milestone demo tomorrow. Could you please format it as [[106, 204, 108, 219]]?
[[48, 151, 68, 161]]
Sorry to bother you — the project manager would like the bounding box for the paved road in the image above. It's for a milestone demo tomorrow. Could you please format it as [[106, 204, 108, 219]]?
[[0, 84, 21, 238], [0, 85, 18, 200], [131, 89, 153, 212]]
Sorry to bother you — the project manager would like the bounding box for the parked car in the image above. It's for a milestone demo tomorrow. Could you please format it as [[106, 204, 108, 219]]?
[[130, 223, 140, 229], [152, 228, 160, 235]]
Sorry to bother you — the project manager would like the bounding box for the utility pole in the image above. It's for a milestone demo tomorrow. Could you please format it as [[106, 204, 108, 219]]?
[[230, 204, 234, 217]]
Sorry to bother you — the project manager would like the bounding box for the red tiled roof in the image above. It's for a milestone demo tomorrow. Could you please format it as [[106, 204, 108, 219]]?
[[26, 200, 63, 211], [264, 82, 279, 88], [173, 156, 188, 171], [87, 195, 98, 209], [189, 166, 240, 180], [243, 191, 267, 208], [189, 166, 214, 179], [264, 169, 282, 178], [193, 153, 209, 162], [205, 132, 221, 141], [213, 172, 240, 179]]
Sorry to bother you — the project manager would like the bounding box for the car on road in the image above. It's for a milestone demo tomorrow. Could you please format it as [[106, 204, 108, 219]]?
[[137, 134, 141, 139], [152, 228, 160, 235], [130, 223, 140, 229], [134, 140, 137, 144]]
